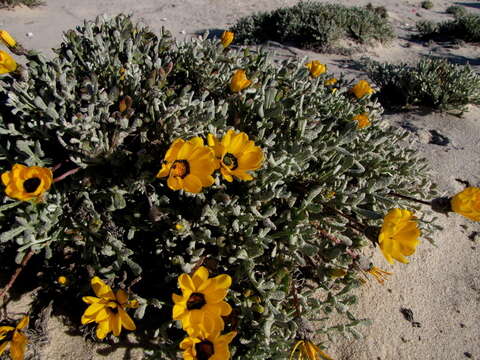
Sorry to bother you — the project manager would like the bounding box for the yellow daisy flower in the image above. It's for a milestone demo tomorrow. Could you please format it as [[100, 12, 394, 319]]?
[[57, 276, 69, 286], [305, 60, 326, 78], [207, 130, 263, 182], [0, 30, 17, 48], [352, 113, 371, 129], [230, 69, 251, 93], [350, 80, 374, 99], [172, 266, 232, 337], [378, 208, 421, 264], [324, 78, 337, 86], [156, 137, 217, 194], [220, 31, 234, 48], [0, 50, 17, 74], [81, 277, 138, 340], [1, 164, 53, 201], [290, 339, 333, 360], [450, 186, 480, 222], [0, 316, 29, 360], [180, 330, 237, 360]]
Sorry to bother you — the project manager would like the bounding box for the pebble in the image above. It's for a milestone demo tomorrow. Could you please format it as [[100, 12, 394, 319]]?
[[26, 32, 34, 38]]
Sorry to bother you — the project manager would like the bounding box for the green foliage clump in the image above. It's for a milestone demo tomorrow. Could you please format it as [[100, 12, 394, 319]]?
[[446, 5, 467, 17], [364, 57, 480, 112], [230, 1, 395, 51], [0, 0, 43, 8], [416, 12, 480, 42], [0, 15, 438, 358], [421, 1, 434, 10]]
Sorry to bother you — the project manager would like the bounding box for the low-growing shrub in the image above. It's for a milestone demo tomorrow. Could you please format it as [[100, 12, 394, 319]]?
[[0, 0, 43, 8], [0, 15, 448, 359], [364, 57, 480, 111], [421, 1, 434, 10], [230, 1, 395, 51], [446, 5, 467, 17], [416, 13, 480, 42]]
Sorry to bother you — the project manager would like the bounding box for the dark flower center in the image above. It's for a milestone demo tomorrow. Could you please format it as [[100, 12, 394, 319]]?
[[23, 177, 41, 193], [187, 292, 206, 310], [222, 153, 238, 170], [170, 160, 190, 178], [107, 301, 120, 314], [195, 340, 214, 360]]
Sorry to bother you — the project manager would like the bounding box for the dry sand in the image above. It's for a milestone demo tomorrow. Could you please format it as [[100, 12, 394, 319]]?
[[0, 0, 479, 359]]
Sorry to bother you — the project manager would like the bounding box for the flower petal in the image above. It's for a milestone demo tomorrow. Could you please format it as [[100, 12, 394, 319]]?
[[96, 320, 110, 340], [91, 277, 115, 300], [179, 274, 195, 292]]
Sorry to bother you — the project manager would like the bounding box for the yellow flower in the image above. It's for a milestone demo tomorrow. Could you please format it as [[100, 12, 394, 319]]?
[[352, 113, 371, 129], [305, 61, 326, 78], [0, 30, 16, 48], [0, 50, 17, 74], [324, 78, 337, 86], [290, 340, 333, 360], [350, 80, 374, 99], [220, 31, 234, 48], [57, 276, 69, 285], [172, 266, 232, 337], [230, 69, 251, 92], [450, 187, 480, 222], [378, 208, 421, 264], [1, 164, 53, 201], [207, 130, 263, 182], [0, 316, 29, 360], [156, 137, 217, 194], [366, 266, 392, 284], [81, 277, 138, 340], [180, 330, 237, 360]]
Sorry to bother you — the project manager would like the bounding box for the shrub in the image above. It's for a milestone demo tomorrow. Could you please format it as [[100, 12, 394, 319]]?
[[0, 15, 440, 359], [446, 5, 467, 17], [364, 57, 480, 112], [0, 0, 43, 8], [421, 1, 434, 10], [230, 1, 395, 51], [416, 13, 480, 42]]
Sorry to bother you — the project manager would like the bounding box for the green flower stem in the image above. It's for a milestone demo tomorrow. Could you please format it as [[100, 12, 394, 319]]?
[[388, 192, 431, 206]]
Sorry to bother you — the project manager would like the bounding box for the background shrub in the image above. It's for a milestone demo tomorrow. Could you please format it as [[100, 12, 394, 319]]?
[[230, 1, 395, 51], [421, 1, 434, 10], [364, 57, 480, 112], [0, 15, 438, 358], [446, 5, 467, 17], [0, 0, 43, 8], [416, 12, 480, 42]]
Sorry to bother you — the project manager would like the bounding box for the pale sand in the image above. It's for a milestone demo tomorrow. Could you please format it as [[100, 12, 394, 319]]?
[[0, 0, 479, 359]]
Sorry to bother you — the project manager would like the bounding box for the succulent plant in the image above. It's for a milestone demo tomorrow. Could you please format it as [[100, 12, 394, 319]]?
[[0, 15, 439, 358]]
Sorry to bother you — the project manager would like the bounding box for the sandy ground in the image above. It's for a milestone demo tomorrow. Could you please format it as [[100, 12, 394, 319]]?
[[0, 0, 479, 359]]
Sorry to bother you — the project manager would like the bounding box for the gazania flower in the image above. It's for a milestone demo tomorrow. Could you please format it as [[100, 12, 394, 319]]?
[[366, 266, 392, 284], [352, 113, 371, 129], [172, 266, 232, 337], [180, 330, 237, 360], [305, 60, 326, 78], [156, 137, 217, 193], [81, 277, 138, 340], [0, 316, 29, 360], [207, 130, 263, 182], [220, 31, 234, 48], [350, 80, 374, 99], [378, 208, 421, 264], [1, 164, 53, 201], [450, 187, 480, 222], [290, 340, 333, 360], [230, 69, 251, 92], [0, 50, 16, 74], [324, 78, 337, 86], [57, 276, 69, 286], [0, 30, 16, 48]]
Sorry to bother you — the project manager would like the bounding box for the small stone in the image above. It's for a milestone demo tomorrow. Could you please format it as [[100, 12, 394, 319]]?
[[26, 32, 34, 38], [180, 30, 186, 35], [464, 352, 472, 358], [161, 18, 167, 21]]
